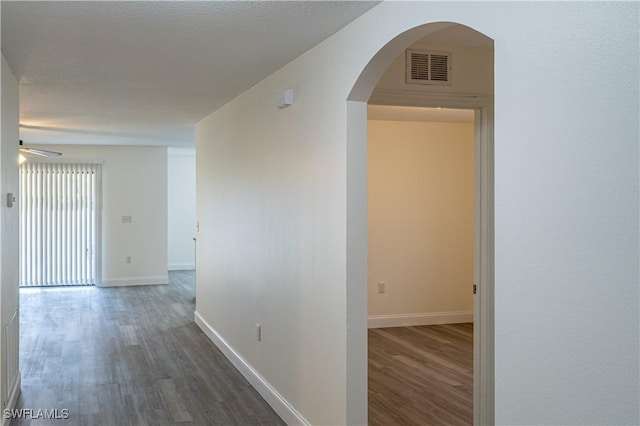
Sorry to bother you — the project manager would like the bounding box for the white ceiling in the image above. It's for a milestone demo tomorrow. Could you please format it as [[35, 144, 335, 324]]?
[[367, 105, 474, 123], [1, 1, 379, 147]]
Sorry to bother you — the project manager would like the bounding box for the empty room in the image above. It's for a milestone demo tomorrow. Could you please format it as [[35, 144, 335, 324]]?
[[1, 2, 638, 425]]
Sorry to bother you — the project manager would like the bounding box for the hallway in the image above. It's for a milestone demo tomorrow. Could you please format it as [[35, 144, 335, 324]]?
[[14, 271, 284, 425]]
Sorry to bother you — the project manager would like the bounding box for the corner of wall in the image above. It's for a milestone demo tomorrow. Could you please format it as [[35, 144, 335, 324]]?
[[1, 50, 21, 418]]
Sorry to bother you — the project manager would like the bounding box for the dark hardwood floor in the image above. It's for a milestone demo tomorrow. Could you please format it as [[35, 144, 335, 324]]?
[[13, 271, 284, 426], [368, 323, 473, 426]]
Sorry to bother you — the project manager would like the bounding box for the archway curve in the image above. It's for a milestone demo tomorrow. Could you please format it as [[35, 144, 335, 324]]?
[[348, 21, 460, 102], [345, 21, 494, 425]]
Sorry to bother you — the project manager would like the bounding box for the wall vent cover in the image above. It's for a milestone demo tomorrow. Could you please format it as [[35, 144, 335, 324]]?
[[406, 49, 452, 86]]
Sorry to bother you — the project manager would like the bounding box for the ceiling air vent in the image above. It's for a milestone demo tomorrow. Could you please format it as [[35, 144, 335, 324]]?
[[406, 49, 451, 86]]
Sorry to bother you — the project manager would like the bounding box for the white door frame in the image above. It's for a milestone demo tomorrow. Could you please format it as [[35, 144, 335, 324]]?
[[366, 89, 495, 425]]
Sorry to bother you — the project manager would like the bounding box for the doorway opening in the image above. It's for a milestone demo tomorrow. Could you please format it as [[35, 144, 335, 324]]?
[[367, 105, 476, 425], [346, 22, 494, 425], [19, 162, 102, 287]]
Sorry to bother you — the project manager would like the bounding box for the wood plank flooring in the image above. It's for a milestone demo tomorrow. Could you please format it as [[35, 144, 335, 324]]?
[[13, 271, 284, 426], [368, 324, 473, 426]]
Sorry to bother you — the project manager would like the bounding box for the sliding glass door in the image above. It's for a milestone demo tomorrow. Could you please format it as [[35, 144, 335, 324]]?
[[20, 162, 101, 287]]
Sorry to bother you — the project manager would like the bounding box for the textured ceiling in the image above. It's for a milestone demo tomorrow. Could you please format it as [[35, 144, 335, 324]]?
[[1, 1, 379, 147]]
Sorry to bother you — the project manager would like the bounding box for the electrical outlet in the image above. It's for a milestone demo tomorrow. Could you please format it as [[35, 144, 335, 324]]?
[[126, 256, 131, 264], [378, 282, 385, 294], [256, 324, 262, 342]]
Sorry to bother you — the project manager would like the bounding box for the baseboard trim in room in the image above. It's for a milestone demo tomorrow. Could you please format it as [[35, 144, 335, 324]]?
[[194, 311, 310, 426], [368, 311, 473, 328], [2, 374, 21, 426], [168, 263, 195, 271], [99, 276, 169, 287]]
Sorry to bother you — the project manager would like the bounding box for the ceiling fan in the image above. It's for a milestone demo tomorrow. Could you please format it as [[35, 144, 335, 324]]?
[[19, 140, 62, 157]]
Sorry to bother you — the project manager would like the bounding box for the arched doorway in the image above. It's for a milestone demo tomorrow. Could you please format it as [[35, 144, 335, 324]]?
[[346, 22, 494, 425]]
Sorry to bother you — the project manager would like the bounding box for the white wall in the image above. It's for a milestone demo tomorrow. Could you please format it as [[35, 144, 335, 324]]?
[[368, 120, 474, 327], [35, 145, 168, 287], [195, 47, 352, 424], [196, 2, 639, 425], [1, 52, 21, 417], [167, 148, 196, 270]]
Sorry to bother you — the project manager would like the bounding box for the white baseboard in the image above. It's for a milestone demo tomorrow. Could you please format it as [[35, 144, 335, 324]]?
[[168, 263, 195, 271], [194, 311, 309, 426], [98, 275, 169, 287], [368, 311, 473, 328], [2, 374, 21, 426]]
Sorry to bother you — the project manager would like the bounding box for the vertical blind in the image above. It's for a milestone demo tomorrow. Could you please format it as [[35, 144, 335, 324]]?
[[20, 162, 100, 287]]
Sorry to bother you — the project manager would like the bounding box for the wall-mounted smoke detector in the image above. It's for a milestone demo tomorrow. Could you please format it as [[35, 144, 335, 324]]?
[[277, 88, 294, 108], [406, 49, 452, 86]]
